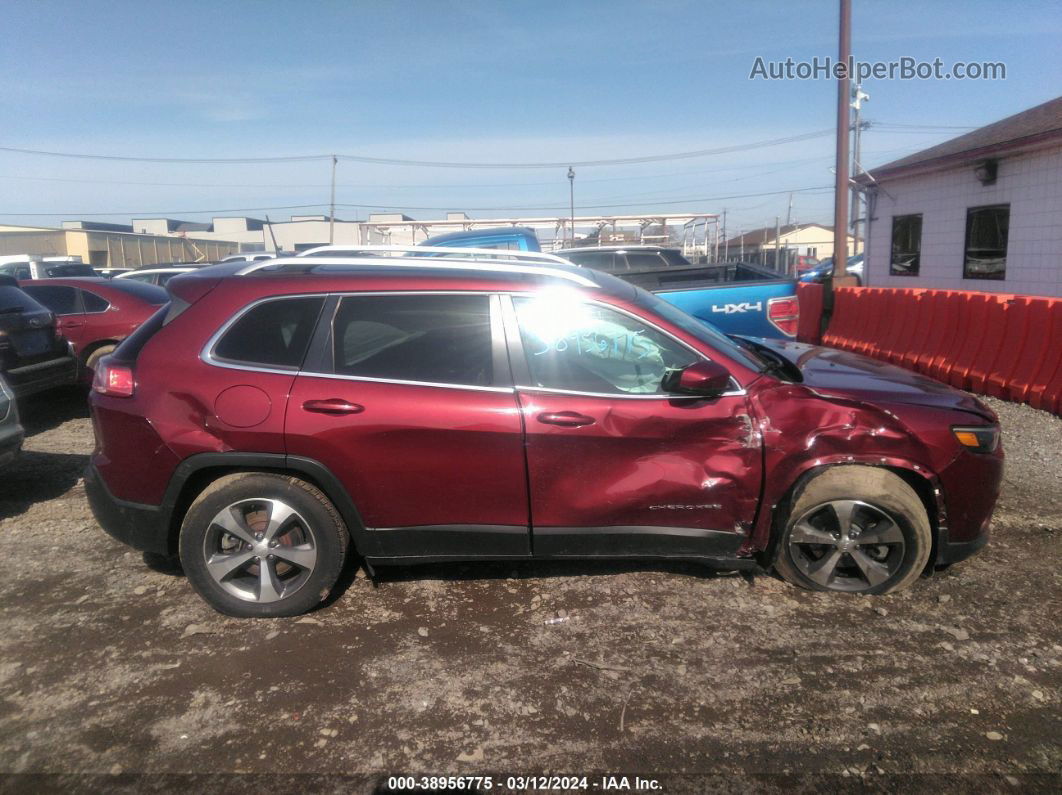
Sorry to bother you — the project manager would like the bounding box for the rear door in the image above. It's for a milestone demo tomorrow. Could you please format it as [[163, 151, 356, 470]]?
[[286, 292, 530, 561], [504, 292, 762, 560]]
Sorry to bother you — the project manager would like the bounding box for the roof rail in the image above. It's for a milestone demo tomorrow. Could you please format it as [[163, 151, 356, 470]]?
[[234, 254, 599, 287], [295, 244, 574, 266]]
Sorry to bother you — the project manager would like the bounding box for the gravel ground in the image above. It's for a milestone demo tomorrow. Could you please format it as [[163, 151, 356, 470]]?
[[0, 388, 1059, 792]]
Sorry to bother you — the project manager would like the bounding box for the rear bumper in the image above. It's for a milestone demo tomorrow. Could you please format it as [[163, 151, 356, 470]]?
[[5, 354, 77, 398], [84, 463, 171, 556]]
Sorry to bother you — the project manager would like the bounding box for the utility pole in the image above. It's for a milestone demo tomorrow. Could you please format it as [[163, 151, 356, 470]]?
[[850, 85, 870, 254], [567, 167, 575, 246], [722, 209, 728, 261], [774, 216, 781, 272], [832, 0, 852, 282], [329, 155, 338, 244], [786, 192, 794, 226]]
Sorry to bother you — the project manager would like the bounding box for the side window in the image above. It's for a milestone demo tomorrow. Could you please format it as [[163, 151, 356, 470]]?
[[624, 252, 668, 271], [330, 294, 493, 386], [81, 290, 110, 313], [513, 296, 698, 395], [213, 296, 325, 369], [890, 214, 922, 276], [568, 252, 620, 272], [21, 285, 80, 315], [964, 204, 1008, 280]]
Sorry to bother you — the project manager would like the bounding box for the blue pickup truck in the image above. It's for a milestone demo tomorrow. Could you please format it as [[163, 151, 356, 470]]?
[[421, 229, 799, 338]]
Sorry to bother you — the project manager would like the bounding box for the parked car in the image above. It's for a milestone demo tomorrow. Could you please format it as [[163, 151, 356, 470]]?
[[799, 253, 865, 285], [423, 234, 802, 339], [93, 268, 133, 279], [421, 226, 541, 252], [0, 275, 77, 398], [0, 255, 97, 280], [792, 254, 821, 272], [115, 266, 198, 286], [19, 278, 167, 380], [556, 245, 800, 339], [86, 254, 1002, 617], [559, 244, 693, 271], [220, 253, 279, 263], [0, 375, 24, 468]]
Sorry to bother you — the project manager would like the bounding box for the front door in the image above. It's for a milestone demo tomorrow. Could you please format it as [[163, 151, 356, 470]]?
[[504, 293, 762, 560], [285, 292, 530, 560]]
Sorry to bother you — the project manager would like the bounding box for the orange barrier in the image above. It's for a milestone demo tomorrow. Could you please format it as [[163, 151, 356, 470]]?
[[820, 286, 1062, 417], [795, 282, 824, 345]]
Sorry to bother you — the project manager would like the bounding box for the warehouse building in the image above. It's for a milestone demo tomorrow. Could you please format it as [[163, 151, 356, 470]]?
[[860, 95, 1062, 297], [0, 223, 237, 266]]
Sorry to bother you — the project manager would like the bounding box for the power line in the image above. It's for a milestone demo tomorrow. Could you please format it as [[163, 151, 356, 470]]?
[[0, 153, 835, 191], [0, 186, 833, 217], [0, 129, 834, 170]]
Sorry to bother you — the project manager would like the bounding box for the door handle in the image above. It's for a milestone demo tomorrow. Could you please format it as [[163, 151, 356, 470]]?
[[302, 398, 365, 415], [537, 411, 595, 427]]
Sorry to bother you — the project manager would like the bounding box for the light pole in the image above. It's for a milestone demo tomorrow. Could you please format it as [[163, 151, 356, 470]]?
[[567, 166, 575, 246]]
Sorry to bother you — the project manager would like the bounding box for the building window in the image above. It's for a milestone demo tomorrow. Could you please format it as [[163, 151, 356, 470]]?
[[890, 214, 922, 276], [964, 204, 1009, 280]]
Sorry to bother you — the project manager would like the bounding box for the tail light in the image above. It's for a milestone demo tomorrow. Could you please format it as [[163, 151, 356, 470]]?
[[767, 296, 799, 337], [92, 358, 135, 398]]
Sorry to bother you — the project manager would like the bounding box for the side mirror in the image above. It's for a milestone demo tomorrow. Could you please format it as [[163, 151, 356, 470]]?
[[662, 360, 732, 397]]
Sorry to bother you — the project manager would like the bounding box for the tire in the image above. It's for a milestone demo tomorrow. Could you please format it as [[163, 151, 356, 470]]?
[[84, 344, 116, 374], [774, 466, 931, 595], [179, 473, 349, 617]]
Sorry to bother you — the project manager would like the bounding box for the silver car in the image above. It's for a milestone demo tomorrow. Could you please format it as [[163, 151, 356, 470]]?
[[0, 376, 24, 467]]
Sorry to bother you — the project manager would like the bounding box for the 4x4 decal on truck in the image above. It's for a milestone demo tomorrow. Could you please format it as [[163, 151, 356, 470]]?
[[712, 301, 763, 315]]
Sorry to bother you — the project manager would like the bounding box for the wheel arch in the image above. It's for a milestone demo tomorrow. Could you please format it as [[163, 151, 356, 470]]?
[[160, 452, 372, 557], [80, 338, 121, 364], [759, 460, 944, 570]]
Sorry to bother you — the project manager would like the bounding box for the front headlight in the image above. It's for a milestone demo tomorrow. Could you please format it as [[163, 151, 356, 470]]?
[[952, 425, 1000, 453]]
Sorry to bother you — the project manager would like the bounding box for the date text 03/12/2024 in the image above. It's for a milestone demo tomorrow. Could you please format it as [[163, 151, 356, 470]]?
[[385, 775, 662, 791]]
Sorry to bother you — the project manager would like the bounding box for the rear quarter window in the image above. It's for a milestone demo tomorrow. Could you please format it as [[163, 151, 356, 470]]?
[[212, 296, 326, 369]]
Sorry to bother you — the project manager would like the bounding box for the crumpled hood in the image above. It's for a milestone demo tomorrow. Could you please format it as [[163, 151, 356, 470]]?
[[748, 337, 996, 421]]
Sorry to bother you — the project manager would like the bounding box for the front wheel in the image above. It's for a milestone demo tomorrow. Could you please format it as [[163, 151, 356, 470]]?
[[179, 473, 349, 617], [774, 466, 932, 595]]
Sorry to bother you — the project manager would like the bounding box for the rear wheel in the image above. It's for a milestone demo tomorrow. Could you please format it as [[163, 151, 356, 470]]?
[[179, 473, 348, 617], [774, 467, 931, 595], [84, 344, 116, 377]]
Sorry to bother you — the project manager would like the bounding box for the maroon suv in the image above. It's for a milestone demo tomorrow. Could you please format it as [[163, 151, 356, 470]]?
[[85, 256, 1003, 617]]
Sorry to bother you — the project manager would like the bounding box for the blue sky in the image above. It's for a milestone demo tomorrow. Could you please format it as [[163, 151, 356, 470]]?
[[2, 0, 1060, 235]]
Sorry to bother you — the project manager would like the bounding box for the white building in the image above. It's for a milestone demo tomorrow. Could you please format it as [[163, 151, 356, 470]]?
[[861, 95, 1062, 297]]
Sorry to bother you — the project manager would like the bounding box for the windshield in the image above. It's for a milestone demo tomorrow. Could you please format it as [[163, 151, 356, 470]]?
[[631, 287, 767, 372]]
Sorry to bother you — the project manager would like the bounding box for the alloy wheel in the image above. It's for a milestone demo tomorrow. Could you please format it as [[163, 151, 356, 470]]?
[[202, 498, 318, 603], [787, 499, 906, 592]]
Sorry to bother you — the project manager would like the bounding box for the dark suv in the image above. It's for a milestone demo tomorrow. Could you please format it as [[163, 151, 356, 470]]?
[[86, 255, 1003, 617], [0, 275, 77, 398]]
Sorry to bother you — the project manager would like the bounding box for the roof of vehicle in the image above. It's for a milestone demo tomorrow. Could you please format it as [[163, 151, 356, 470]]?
[[115, 267, 198, 277], [168, 254, 639, 301], [555, 245, 682, 254], [421, 226, 539, 245]]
